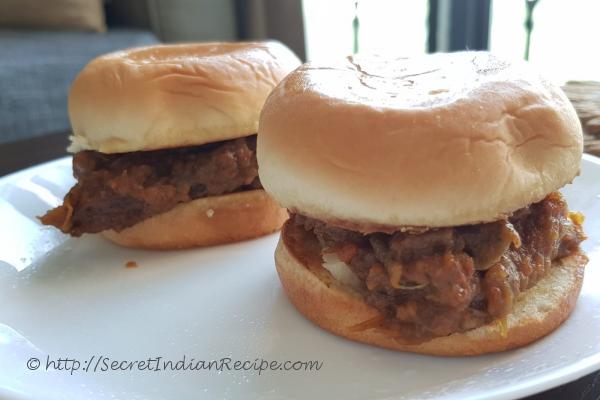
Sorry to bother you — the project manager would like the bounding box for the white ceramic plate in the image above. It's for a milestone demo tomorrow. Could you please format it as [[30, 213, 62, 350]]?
[[0, 155, 599, 400]]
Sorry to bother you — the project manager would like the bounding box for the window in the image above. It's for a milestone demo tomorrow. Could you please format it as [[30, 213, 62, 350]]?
[[302, 0, 429, 61], [490, 0, 600, 83]]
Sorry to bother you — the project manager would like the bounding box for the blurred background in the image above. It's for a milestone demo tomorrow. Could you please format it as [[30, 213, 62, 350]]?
[[0, 0, 599, 172]]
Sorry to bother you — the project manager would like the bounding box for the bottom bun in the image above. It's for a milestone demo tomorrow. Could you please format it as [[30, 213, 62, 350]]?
[[103, 189, 288, 250], [275, 229, 587, 356]]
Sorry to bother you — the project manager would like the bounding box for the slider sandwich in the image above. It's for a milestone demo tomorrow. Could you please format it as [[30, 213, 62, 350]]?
[[257, 51, 588, 355], [42, 42, 300, 249]]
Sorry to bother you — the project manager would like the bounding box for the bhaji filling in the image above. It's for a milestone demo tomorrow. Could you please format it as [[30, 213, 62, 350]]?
[[284, 192, 585, 339], [41, 135, 260, 236]]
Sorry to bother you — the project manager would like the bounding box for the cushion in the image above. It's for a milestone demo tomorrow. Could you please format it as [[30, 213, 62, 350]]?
[[0, 0, 106, 32]]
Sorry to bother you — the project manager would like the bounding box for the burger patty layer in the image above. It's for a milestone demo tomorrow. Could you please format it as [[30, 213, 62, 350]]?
[[286, 192, 585, 339], [41, 135, 260, 236]]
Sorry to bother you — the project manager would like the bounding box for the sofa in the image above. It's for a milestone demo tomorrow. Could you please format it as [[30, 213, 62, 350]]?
[[0, 28, 158, 144], [0, 0, 251, 145]]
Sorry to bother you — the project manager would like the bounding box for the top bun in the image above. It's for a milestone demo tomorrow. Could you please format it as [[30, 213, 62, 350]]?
[[258, 51, 583, 230], [68, 41, 300, 153]]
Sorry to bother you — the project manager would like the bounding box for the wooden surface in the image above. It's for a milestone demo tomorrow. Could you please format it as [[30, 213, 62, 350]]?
[[0, 131, 70, 177]]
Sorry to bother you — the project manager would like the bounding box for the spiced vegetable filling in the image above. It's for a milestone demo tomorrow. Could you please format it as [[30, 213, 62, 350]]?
[[41, 135, 260, 236], [285, 192, 585, 338]]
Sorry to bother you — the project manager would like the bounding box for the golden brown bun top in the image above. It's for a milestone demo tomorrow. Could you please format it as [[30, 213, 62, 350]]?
[[258, 51, 583, 229], [68, 41, 301, 153]]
